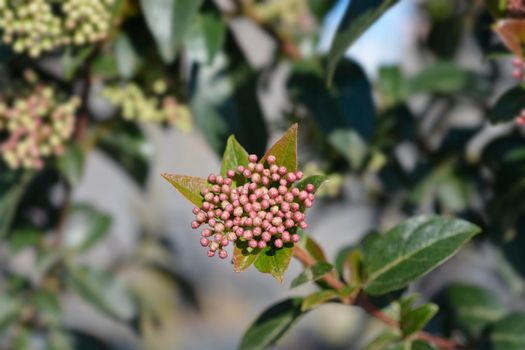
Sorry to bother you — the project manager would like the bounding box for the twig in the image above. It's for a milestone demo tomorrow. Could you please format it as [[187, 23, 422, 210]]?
[[293, 246, 465, 350]]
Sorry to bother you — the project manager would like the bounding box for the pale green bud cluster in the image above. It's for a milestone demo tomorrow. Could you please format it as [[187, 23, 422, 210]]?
[[0, 86, 80, 169], [0, 0, 114, 57], [251, 0, 316, 35], [102, 81, 192, 132]]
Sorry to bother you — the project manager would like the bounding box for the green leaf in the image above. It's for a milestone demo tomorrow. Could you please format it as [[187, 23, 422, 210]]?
[[363, 215, 481, 295], [490, 86, 525, 123], [254, 244, 295, 282], [290, 262, 334, 288], [300, 235, 328, 262], [301, 290, 339, 312], [327, 0, 399, 82], [47, 330, 74, 350], [161, 174, 209, 207], [296, 175, 329, 193], [400, 302, 439, 336], [97, 121, 151, 188], [0, 171, 32, 239], [365, 329, 401, 350], [0, 294, 22, 332], [185, 13, 226, 64], [329, 129, 368, 169], [114, 33, 140, 79], [7, 228, 41, 253], [139, 0, 203, 63], [411, 340, 437, 350], [221, 135, 249, 177], [489, 312, 525, 350], [232, 240, 260, 273], [61, 47, 95, 81], [443, 283, 506, 337], [261, 124, 298, 172], [66, 266, 135, 321], [239, 298, 305, 350], [56, 143, 85, 187], [64, 204, 112, 253]]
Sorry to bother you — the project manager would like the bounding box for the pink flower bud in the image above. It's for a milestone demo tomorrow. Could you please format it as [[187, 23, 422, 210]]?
[[258, 241, 267, 249], [243, 169, 252, 177], [304, 199, 313, 208], [284, 219, 294, 228], [286, 173, 296, 182], [300, 221, 308, 229], [193, 207, 201, 215], [295, 171, 304, 180], [237, 165, 245, 173], [271, 173, 281, 182], [202, 229, 212, 237], [278, 166, 287, 175], [281, 231, 290, 242], [216, 176, 224, 185], [284, 193, 294, 203], [200, 238, 209, 247], [267, 155, 276, 164], [243, 230, 253, 240], [208, 174, 216, 183], [207, 250, 215, 257], [292, 234, 300, 243], [221, 239, 229, 247], [191, 221, 201, 229], [255, 164, 264, 173], [219, 250, 228, 259], [274, 239, 283, 248], [248, 154, 258, 163], [248, 239, 258, 248], [305, 184, 315, 193], [227, 170, 235, 178], [262, 232, 271, 241], [252, 173, 261, 183]]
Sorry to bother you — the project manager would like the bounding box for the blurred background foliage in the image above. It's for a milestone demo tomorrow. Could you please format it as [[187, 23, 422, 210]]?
[[0, 0, 525, 349]]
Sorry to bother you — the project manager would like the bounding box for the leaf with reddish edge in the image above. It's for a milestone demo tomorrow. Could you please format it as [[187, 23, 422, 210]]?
[[254, 244, 295, 283], [493, 19, 525, 58], [221, 135, 250, 177], [301, 235, 328, 262], [260, 124, 298, 172], [233, 240, 260, 273], [161, 174, 209, 207]]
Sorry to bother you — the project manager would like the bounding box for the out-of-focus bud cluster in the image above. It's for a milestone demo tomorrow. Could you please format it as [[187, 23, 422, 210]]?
[[102, 80, 192, 131], [249, 0, 316, 38], [508, 0, 525, 17], [191, 154, 316, 259], [0, 82, 80, 170], [0, 0, 115, 57]]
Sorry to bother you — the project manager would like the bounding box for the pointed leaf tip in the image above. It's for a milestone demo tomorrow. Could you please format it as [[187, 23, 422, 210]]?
[[161, 173, 209, 207], [261, 124, 298, 172]]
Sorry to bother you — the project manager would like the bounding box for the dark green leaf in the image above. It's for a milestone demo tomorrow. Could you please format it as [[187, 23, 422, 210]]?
[[443, 283, 505, 337], [239, 298, 305, 350], [0, 171, 32, 238], [327, 0, 399, 82], [400, 302, 439, 336], [64, 204, 112, 253], [261, 124, 298, 172], [56, 143, 85, 187], [290, 262, 334, 288], [161, 174, 209, 207], [363, 215, 481, 295], [254, 244, 295, 282], [97, 121, 151, 187], [411, 340, 437, 350], [301, 290, 339, 312], [490, 86, 525, 123], [489, 312, 525, 350], [185, 13, 226, 64], [66, 266, 135, 321], [139, 0, 203, 63]]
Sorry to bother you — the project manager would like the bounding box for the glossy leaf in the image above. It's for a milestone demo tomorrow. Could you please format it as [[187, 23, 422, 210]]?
[[363, 215, 481, 295], [97, 121, 151, 188], [296, 175, 329, 193], [139, 0, 203, 63], [239, 298, 305, 350], [66, 266, 135, 321], [489, 312, 525, 350], [64, 204, 112, 253], [301, 289, 339, 312], [290, 262, 334, 288], [327, 0, 399, 82], [221, 135, 249, 177], [490, 86, 525, 123], [400, 302, 439, 336], [161, 174, 209, 207], [254, 244, 295, 283], [56, 143, 85, 187], [261, 124, 298, 172], [443, 283, 505, 337]]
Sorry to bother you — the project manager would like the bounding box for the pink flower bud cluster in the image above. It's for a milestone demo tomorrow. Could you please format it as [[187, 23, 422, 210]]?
[[191, 154, 316, 259], [508, 0, 525, 17], [512, 57, 525, 80], [516, 109, 525, 125], [0, 86, 80, 169]]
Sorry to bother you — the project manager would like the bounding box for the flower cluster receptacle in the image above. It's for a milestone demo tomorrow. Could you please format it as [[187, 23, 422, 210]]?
[[191, 154, 316, 259], [103, 82, 192, 131], [0, 86, 80, 169], [0, 0, 114, 57]]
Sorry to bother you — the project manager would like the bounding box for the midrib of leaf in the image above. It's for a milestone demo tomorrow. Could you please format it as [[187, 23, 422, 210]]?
[[365, 225, 474, 287]]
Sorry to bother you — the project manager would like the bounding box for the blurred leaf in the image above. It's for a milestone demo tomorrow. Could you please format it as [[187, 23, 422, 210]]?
[[0, 171, 32, 238], [56, 143, 85, 187], [221, 135, 249, 177], [47, 330, 74, 350], [296, 175, 329, 193], [493, 19, 525, 58], [400, 301, 439, 337], [301, 289, 339, 312], [365, 329, 401, 350], [411, 340, 437, 350], [185, 13, 226, 64], [261, 124, 298, 172], [299, 235, 328, 262], [443, 283, 506, 338], [7, 228, 41, 253], [329, 129, 367, 169], [484, 0, 507, 18], [161, 174, 209, 207], [64, 204, 112, 253], [97, 121, 151, 187], [66, 266, 135, 321], [61, 47, 95, 81], [254, 244, 295, 283], [363, 215, 481, 295], [115, 33, 140, 79], [140, 0, 203, 62], [290, 262, 333, 288], [490, 86, 525, 123], [240, 298, 305, 350], [488, 312, 525, 350], [327, 0, 399, 82], [32, 291, 61, 327], [378, 65, 406, 107], [0, 294, 22, 332], [233, 240, 260, 273]]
